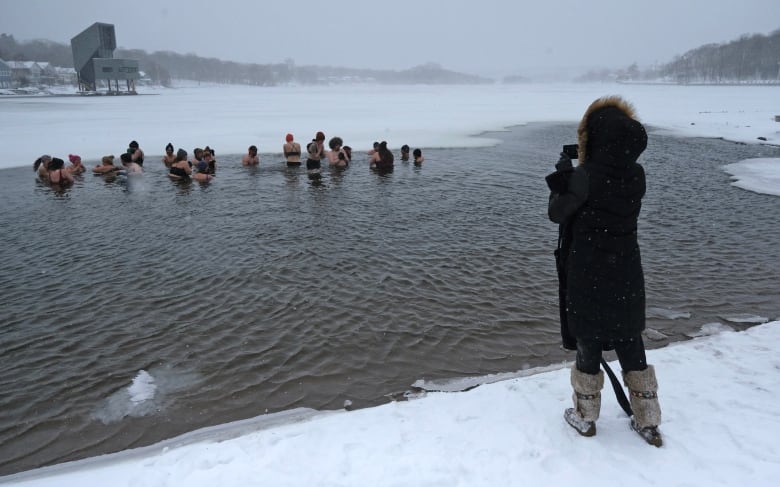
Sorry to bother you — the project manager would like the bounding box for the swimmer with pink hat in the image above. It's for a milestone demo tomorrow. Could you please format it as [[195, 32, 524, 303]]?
[[67, 154, 86, 175]]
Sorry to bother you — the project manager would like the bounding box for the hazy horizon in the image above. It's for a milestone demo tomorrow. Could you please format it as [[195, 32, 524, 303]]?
[[1, 0, 778, 77]]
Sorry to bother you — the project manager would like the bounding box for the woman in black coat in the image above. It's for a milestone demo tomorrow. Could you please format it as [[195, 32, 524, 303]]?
[[548, 96, 662, 447]]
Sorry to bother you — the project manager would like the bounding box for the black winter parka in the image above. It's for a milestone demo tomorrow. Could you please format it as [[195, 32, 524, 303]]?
[[548, 97, 648, 343]]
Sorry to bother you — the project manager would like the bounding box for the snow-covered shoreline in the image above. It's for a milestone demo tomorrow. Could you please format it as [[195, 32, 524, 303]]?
[[3, 321, 779, 487]]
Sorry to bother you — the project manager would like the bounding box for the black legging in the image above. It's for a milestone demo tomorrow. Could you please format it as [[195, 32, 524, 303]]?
[[576, 335, 648, 375]]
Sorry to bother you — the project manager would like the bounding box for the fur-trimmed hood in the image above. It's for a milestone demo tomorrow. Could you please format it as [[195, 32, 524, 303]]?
[[576, 95, 646, 166]]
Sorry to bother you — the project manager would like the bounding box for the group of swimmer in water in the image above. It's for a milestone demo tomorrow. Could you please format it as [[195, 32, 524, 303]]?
[[275, 132, 424, 175], [34, 140, 146, 186], [33, 132, 425, 187]]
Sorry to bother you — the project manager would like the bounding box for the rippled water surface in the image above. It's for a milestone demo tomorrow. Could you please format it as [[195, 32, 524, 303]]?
[[1, 125, 779, 475]]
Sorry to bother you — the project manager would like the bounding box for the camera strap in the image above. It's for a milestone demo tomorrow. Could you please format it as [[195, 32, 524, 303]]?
[[601, 358, 633, 417]]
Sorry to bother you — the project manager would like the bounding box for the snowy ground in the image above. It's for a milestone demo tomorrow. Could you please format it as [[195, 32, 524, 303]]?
[[1, 81, 779, 171], [722, 158, 780, 197], [2, 82, 779, 485], [2, 321, 778, 487]]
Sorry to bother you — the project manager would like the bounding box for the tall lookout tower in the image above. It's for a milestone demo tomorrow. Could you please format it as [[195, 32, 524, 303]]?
[[71, 22, 139, 94]]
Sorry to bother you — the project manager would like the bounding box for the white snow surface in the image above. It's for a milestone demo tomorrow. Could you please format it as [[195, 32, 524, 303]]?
[[2, 82, 779, 167], [2, 82, 780, 485], [5, 82, 779, 195], [723, 158, 780, 197], [3, 322, 779, 486]]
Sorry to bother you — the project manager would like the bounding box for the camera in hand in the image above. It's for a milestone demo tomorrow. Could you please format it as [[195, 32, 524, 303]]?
[[562, 144, 579, 160]]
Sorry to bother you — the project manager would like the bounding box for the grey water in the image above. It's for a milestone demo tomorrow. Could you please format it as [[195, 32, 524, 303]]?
[[1, 124, 779, 476]]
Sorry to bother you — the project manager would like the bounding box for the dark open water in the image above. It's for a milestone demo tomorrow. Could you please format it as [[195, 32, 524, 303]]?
[[1, 124, 779, 475]]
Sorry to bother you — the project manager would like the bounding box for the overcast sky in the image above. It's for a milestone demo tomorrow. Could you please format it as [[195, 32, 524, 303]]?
[[1, 0, 778, 76]]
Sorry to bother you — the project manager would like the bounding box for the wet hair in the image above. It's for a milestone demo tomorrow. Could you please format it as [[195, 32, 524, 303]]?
[[193, 148, 204, 161], [34, 155, 51, 172], [401, 144, 410, 153], [176, 149, 188, 161], [373, 141, 379, 149], [249, 145, 257, 152], [129, 140, 139, 149], [165, 143, 174, 152], [120, 153, 132, 163], [377, 142, 394, 166], [413, 148, 422, 157], [49, 157, 65, 170], [328, 136, 343, 150]]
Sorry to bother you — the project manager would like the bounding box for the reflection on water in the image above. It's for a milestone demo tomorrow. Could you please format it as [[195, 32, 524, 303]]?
[[0, 124, 778, 475]]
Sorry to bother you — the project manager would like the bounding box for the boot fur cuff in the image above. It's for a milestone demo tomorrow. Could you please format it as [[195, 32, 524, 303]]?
[[623, 365, 661, 428], [571, 366, 604, 394], [622, 364, 658, 392]]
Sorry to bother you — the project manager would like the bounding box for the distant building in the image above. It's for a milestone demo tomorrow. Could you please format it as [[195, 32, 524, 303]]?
[[36, 61, 58, 85], [7, 60, 42, 86], [53, 66, 77, 85], [0, 59, 12, 88], [71, 22, 139, 93]]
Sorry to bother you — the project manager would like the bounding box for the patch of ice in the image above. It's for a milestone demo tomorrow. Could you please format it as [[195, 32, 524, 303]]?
[[684, 322, 735, 338], [128, 370, 157, 404], [644, 328, 669, 341], [722, 159, 780, 197], [92, 365, 203, 424], [411, 363, 567, 393], [719, 314, 769, 324], [647, 307, 691, 319]]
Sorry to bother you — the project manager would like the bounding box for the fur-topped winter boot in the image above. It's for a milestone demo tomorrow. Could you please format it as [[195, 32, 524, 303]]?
[[564, 366, 604, 437], [623, 365, 663, 447]]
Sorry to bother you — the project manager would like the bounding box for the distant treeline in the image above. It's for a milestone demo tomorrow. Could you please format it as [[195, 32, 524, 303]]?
[[117, 50, 491, 86], [0, 34, 73, 67], [5, 28, 779, 86], [660, 29, 780, 83], [0, 33, 490, 86], [578, 28, 780, 84]]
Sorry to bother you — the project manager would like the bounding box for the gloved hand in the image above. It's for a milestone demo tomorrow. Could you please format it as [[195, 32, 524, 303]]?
[[555, 152, 573, 171]]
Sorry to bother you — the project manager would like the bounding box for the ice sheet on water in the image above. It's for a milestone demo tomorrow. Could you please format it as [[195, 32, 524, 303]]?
[[644, 328, 669, 341], [411, 376, 488, 393], [92, 365, 204, 424], [722, 158, 780, 197], [128, 370, 157, 404], [647, 307, 692, 320], [93, 370, 160, 423], [684, 322, 735, 338], [411, 363, 566, 393], [719, 313, 769, 324]]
